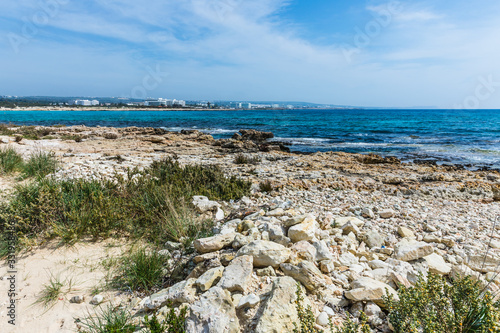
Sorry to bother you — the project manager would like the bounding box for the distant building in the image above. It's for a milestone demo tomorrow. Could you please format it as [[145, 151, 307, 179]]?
[[69, 99, 99, 106]]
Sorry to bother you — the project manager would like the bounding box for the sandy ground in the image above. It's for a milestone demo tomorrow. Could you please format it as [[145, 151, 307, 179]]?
[[0, 240, 130, 333]]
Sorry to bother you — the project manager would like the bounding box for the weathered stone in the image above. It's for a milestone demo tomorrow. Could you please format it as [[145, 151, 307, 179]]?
[[267, 208, 285, 217], [194, 233, 236, 254], [334, 217, 364, 228], [283, 214, 309, 227], [424, 253, 451, 275], [423, 234, 441, 243], [466, 254, 500, 273], [256, 266, 276, 277], [292, 241, 317, 262], [320, 260, 335, 274], [313, 240, 333, 261], [342, 221, 360, 236], [361, 230, 384, 248], [232, 234, 251, 250], [316, 312, 330, 326], [218, 255, 253, 293], [254, 277, 298, 333], [379, 209, 395, 219], [237, 294, 260, 309], [394, 239, 434, 261], [280, 261, 327, 292], [237, 240, 291, 268], [288, 215, 316, 242], [185, 287, 239, 333], [144, 279, 197, 309], [195, 266, 224, 292], [192, 195, 221, 213], [397, 226, 415, 239], [344, 277, 398, 307]]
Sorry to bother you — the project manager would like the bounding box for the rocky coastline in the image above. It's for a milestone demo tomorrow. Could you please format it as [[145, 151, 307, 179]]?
[[1, 124, 500, 332]]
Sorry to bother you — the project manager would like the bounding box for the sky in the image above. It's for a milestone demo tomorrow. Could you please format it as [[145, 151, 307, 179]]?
[[1, 0, 500, 108]]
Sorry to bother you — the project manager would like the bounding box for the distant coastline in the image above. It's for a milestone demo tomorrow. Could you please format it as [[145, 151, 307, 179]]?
[[0, 106, 231, 112]]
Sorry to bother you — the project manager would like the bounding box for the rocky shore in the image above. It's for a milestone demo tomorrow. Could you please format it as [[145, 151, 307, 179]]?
[[1, 125, 500, 332]]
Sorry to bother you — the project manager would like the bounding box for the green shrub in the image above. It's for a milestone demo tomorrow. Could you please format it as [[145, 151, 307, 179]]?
[[144, 305, 187, 333], [115, 247, 168, 292], [22, 150, 59, 178], [384, 273, 500, 333], [0, 146, 23, 174], [77, 305, 136, 333]]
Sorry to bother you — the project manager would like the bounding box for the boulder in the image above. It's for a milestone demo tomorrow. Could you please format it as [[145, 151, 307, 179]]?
[[424, 253, 451, 275], [344, 277, 398, 307], [237, 129, 274, 141], [194, 233, 236, 254], [394, 239, 434, 262], [143, 279, 197, 309], [237, 240, 291, 268], [254, 277, 298, 333], [218, 255, 253, 293], [288, 215, 316, 242], [313, 240, 333, 261], [185, 287, 239, 333], [280, 261, 327, 292]]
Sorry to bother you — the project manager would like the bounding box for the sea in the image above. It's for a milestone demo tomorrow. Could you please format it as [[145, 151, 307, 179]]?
[[0, 109, 499, 170]]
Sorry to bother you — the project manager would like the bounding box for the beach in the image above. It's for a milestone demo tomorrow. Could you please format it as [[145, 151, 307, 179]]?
[[0, 125, 499, 332]]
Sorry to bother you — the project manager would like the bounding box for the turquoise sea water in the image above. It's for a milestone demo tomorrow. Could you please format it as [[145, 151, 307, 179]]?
[[0, 109, 499, 169]]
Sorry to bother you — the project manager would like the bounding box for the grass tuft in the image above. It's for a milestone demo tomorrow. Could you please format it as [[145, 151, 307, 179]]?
[[0, 146, 24, 174], [115, 247, 168, 292], [36, 275, 67, 308], [77, 305, 136, 333], [22, 150, 59, 178]]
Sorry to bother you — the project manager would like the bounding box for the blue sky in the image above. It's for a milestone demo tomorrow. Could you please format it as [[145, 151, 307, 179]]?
[[1, 0, 500, 108]]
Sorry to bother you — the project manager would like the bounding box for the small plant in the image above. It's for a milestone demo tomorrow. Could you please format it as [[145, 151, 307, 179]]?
[[259, 180, 273, 193], [36, 275, 65, 308], [115, 247, 168, 292], [144, 305, 187, 333], [0, 146, 24, 174], [14, 135, 23, 143], [384, 273, 500, 333], [77, 305, 136, 333], [22, 150, 59, 178], [234, 153, 261, 165]]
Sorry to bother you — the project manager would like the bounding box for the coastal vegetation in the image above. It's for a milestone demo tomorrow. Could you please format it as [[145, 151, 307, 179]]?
[[384, 273, 500, 332], [0, 157, 251, 249]]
